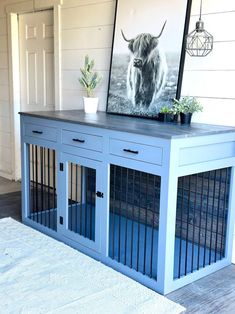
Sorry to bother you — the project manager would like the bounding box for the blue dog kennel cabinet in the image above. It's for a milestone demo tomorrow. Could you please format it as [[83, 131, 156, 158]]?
[[20, 110, 235, 295]]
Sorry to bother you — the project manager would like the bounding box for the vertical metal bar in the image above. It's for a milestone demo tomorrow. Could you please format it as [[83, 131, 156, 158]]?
[[112, 165, 116, 259], [75, 164, 78, 233], [178, 176, 184, 279], [80, 166, 83, 235], [209, 170, 217, 264], [43, 147, 46, 226], [84, 168, 88, 238], [118, 167, 122, 263], [220, 168, 228, 258], [124, 168, 129, 265], [191, 173, 198, 273], [40, 147, 44, 225], [143, 173, 149, 275], [150, 175, 156, 279], [130, 170, 135, 268], [47, 148, 50, 228], [184, 176, 191, 276], [70, 163, 73, 230], [89, 170, 93, 240], [29, 145, 32, 218], [53, 150, 56, 230], [203, 171, 210, 268], [32, 145, 35, 220], [215, 169, 222, 262], [197, 172, 204, 270], [35, 145, 39, 223], [136, 171, 141, 272]]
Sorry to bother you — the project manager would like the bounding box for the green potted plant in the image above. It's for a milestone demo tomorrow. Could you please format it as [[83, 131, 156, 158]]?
[[79, 55, 102, 113], [158, 106, 178, 123], [173, 96, 203, 124]]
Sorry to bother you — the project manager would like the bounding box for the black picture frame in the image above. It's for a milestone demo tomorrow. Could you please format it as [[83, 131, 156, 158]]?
[[106, 0, 192, 119]]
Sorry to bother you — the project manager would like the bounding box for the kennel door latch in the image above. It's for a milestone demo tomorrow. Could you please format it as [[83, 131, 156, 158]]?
[[96, 191, 104, 198]]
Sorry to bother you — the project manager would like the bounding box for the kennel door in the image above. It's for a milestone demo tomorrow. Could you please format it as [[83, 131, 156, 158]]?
[[60, 154, 102, 252]]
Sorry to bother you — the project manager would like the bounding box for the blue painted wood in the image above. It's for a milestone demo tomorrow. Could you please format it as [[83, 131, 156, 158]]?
[[20, 112, 235, 295]]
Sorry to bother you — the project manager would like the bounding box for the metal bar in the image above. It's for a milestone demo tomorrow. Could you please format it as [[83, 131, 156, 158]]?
[[80, 167, 83, 235], [89, 169, 93, 240], [53, 150, 56, 231], [35, 145, 39, 223], [29, 145, 32, 218], [70, 163, 73, 230], [118, 166, 122, 263], [197, 172, 204, 270], [215, 169, 222, 262], [150, 175, 156, 279], [191, 173, 198, 273], [209, 170, 217, 264], [143, 173, 149, 275], [185, 176, 191, 276], [47, 148, 50, 228], [32, 145, 35, 220], [203, 171, 210, 268], [75, 164, 78, 233], [130, 170, 135, 268], [124, 168, 129, 265], [40, 147, 44, 225], [136, 171, 141, 272], [220, 168, 228, 258], [43, 147, 46, 227], [85, 168, 88, 238], [178, 176, 184, 279], [112, 165, 116, 259]]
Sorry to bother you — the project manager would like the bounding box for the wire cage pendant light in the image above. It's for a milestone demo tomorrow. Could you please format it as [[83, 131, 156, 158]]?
[[186, 0, 213, 57]]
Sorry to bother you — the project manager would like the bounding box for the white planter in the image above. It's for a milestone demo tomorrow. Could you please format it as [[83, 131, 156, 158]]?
[[83, 97, 99, 113]]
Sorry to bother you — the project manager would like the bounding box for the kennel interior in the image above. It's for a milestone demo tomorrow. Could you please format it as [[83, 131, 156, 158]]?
[[109, 165, 230, 281], [28, 144, 57, 231]]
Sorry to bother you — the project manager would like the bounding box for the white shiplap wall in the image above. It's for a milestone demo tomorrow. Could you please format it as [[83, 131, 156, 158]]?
[[0, 0, 235, 261], [182, 0, 235, 126], [0, 12, 12, 177], [61, 0, 115, 110]]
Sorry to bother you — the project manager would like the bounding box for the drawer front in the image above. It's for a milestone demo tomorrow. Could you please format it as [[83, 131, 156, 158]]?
[[24, 123, 57, 142], [62, 130, 103, 152], [109, 138, 163, 165]]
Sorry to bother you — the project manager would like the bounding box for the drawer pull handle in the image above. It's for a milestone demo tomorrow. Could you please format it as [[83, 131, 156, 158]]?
[[123, 148, 139, 154], [32, 130, 43, 134], [72, 138, 85, 143]]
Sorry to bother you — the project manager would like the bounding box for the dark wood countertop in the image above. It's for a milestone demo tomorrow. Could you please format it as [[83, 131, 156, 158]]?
[[19, 110, 235, 140]]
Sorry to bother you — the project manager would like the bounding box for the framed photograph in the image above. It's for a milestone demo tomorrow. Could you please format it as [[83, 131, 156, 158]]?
[[106, 0, 192, 118]]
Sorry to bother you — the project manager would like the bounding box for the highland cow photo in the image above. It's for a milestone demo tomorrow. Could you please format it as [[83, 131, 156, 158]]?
[[106, 0, 191, 118]]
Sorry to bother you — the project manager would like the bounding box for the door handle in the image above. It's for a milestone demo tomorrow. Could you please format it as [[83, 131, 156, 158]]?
[[72, 138, 85, 143], [32, 130, 43, 134], [123, 149, 139, 154]]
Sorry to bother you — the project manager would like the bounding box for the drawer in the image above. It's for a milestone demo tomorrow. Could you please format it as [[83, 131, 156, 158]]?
[[109, 138, 163, 165], [62, 129, 103, 152], [24, 123, 57, 142]]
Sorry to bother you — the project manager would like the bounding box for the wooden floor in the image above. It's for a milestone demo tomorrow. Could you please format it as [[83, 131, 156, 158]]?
[[0, 190, 21, 221], [0, 177, 235, 313], [168, 264, 235, 313], [0, 176, 21, 195]]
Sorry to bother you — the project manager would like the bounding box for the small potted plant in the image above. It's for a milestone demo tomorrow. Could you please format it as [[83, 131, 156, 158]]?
[[79, 55, 102, 113], [158, 106, 178, 123], [173, 96, 203, 125]]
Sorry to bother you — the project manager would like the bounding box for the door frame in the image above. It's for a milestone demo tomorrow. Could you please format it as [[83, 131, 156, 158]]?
[[59, 153, 103, 253], [6, 0, 62, 181]]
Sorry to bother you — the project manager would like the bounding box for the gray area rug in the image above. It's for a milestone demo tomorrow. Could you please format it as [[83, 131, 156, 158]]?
[[0, 218, 185, 314]]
